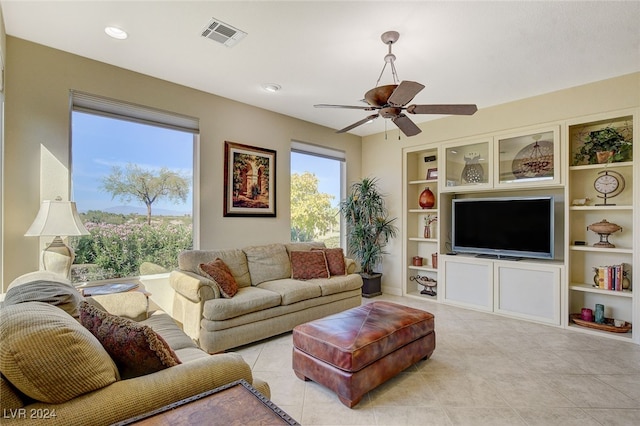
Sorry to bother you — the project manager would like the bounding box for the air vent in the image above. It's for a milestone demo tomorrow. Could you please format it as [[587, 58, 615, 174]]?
[[201, 18, 247, 47]]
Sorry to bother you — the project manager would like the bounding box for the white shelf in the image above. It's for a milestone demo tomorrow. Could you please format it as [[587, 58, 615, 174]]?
[[409, 179, 437, 185], [567, 323, 633, 341], [569, 283, 633, 298], [569, 245, 633, 254], [408, 265, 437, 273], [409, 237, 437, 243], [569, 205, 633, 211], [408, 208, 437, 213], [569, 161, 633, 171]]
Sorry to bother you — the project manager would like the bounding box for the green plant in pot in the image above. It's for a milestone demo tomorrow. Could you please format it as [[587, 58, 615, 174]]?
[[339, 177, 398, 297], [573, 126, 632, 165]]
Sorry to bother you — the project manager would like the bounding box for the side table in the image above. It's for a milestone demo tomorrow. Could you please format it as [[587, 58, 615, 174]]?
[[112, 379, 300, 425]]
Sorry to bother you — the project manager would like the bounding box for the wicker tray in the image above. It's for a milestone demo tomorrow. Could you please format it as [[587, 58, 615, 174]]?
[[570, 314, 632, 333]]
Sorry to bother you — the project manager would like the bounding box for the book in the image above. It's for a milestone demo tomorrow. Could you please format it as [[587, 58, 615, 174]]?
[[81, 282, 139, 296]]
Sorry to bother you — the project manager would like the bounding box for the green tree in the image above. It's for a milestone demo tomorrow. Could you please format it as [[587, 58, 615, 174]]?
[[101, 163, 190, 225], [291, 172, 337, 241]]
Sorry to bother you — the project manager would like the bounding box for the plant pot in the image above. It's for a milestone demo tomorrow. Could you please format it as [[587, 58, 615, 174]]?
[[360, 272, 382, 298], [596, 151, 614, 164]]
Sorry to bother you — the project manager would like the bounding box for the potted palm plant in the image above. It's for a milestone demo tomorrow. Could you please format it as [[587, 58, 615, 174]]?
[[573, 126, 632, 165], [339, 177, 398, 297]]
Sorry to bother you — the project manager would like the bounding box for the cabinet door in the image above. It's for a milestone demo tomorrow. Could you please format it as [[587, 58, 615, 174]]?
[[442, 256, 493, 311], [441, 140, 492, 191], [494, 262, 562, 325], [494, 126, 561, 187]]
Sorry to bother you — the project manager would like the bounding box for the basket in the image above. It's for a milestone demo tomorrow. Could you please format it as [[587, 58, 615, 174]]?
[[570, 314, 631, 333]]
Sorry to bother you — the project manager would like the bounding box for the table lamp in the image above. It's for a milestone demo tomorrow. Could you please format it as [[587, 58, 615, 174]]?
[[24, 197, 90, 279]]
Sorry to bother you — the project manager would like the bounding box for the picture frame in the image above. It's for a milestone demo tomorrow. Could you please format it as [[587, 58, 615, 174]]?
[[426, 168, 438, 180], [224, 141, 276, 217]]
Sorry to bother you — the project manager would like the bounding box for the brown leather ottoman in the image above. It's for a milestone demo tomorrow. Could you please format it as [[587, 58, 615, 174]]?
[[292, 301, 435, 408]]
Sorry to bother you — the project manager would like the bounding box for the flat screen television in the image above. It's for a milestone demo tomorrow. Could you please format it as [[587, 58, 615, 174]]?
[[452, 196, 554, 260]]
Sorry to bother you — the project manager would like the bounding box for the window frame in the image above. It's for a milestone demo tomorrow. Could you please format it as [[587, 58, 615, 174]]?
[[69, 91, 200, 283], [290, 141, 346, 249]]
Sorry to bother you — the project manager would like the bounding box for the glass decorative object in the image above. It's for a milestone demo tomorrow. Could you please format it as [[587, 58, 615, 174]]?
[[461, 154, 484, 183]]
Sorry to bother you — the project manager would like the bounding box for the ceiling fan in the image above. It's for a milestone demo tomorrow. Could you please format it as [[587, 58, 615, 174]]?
[[315, 31, 477, 137]]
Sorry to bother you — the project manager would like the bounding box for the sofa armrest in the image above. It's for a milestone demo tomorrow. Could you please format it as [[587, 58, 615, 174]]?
[[87, 292, 149, 321], [345, 257, 358, 275], [4, 353, 266, 426], [170, 269, 221, 302]]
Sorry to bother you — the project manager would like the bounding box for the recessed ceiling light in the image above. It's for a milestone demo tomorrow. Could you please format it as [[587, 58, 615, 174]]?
[[261, 83, 281, 93], [105, 26, 128, 40]]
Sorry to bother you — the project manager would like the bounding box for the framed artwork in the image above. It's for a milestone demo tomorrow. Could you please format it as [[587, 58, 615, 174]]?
[[224, 141, 276, 217], [426, 168, 438, 180]]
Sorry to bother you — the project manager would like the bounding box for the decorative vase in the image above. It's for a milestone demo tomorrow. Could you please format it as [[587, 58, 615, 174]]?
[[419, 187, 435, 209], [423, 225, 430, 239], [461, 154, 484, 183], [594, 303, 605, 324], [587, 219, 622, 248], [429, 221, 438, 239]]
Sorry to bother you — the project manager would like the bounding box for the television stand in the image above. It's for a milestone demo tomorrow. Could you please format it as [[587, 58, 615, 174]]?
[[475, 254, 523, 261]]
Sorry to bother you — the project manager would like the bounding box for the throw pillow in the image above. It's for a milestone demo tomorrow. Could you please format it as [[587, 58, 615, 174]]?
[[198, 258, 239, 298], [290, 250, 330, 280], [0, 302, 118, 404], [312, 247, 347, 276], [79, 301, 181, 379], [243, 243, 291, 285]]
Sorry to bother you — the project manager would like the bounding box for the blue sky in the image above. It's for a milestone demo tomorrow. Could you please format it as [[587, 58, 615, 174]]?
[[72, 112, 341, 215]]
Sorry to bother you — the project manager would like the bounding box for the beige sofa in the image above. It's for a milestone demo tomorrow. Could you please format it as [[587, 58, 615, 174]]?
[[0, 272, 269, 426], [170, 242, 363, 353]]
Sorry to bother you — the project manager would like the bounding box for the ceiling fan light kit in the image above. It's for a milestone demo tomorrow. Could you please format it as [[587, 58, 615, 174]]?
[[314, 30, 477, 137]]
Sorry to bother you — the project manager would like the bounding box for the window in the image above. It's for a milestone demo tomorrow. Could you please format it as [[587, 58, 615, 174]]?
[[290, 142, 345, 249], [70, 92, 199, 283]]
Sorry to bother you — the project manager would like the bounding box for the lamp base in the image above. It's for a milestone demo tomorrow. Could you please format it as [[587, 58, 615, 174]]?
[[42, 236, 75, 279]]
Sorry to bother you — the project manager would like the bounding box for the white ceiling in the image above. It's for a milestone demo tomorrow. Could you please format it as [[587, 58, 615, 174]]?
[[2, 1, 639, 137]]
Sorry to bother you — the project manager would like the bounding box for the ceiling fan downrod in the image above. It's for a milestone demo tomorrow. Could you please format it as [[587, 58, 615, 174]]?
[[375, 31, 400, 87]]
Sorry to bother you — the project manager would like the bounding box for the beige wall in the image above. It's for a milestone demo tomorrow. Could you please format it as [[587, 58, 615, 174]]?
[[362, 72, 640, 295], [2, 36, 362, 288]]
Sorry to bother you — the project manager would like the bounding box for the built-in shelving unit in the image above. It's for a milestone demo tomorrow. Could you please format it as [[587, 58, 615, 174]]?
[[402, 109, 638, 344], [403, 148, 439, 300], [565, 111, 637, 343]]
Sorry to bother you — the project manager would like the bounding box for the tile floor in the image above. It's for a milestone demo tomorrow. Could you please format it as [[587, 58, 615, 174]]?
[[231, 294, 640, 426]]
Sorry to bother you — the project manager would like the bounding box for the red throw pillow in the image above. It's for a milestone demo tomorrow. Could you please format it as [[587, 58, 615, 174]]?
[[290, 250, 330, 280], [199, 258, 239, 298], [78, 301, 180, 379], [312, 247, 346, 276]]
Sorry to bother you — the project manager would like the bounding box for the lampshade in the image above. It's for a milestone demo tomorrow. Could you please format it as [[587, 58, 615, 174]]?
[[25, 199, 89, 237], [25, 199, 89, 279]]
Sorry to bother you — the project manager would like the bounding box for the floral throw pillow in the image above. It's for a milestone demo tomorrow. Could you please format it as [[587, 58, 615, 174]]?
[[199, 258, 239, 298], [78, 301, 181, 379], [312, 247, 346, 276], [290, 250, 330, 280]]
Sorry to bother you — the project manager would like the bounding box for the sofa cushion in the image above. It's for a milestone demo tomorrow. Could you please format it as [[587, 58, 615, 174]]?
[[199, 259, 239, 298], [179, 249, 251, 288], [4, 271, 83, 317], [79, 301, 181, 379], [314, 274, 364, 296], [313, 247, 347, 276], [0, 302, 118, 404], [243, 243, 291, 285], [203, 286, 281, 321], [258, 278, 322, 305], [285, 241, 326, 254], [290, 250, 330, 280], [141, 311, 199, 351]]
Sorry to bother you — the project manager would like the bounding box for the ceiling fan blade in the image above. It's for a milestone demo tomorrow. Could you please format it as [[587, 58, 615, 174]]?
[[314, 104, 375, 110], [392, 114, 422, 137], [336, 114, 379, 133], [388, 81, 425, 107], [407, 104, 478, 115]]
